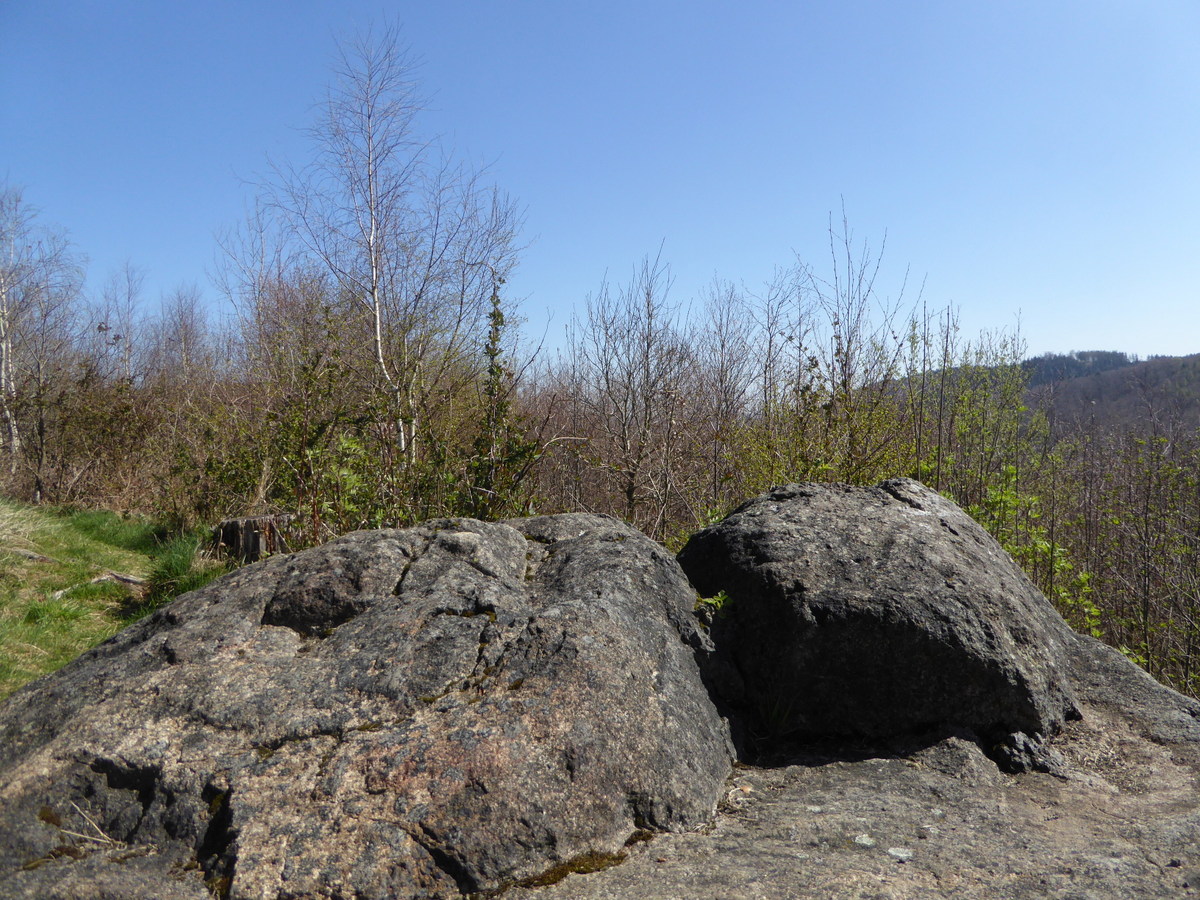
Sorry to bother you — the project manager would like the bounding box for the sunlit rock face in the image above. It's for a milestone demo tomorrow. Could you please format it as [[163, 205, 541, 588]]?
[[0, 514, 732, 900], [5, 482, 1200, 900]]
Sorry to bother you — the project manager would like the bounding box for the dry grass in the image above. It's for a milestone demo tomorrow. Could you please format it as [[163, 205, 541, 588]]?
[[0, 501, 43, 549]]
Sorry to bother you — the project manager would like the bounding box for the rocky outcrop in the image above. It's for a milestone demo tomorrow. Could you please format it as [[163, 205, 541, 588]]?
[[505, 685, 1200, 899], [504, 609, 1200, 899], [0, 514, 732, 899], [3, 483, 1200, 899], [508, 480, 1200, 899], [679, 478, 1080, 769]]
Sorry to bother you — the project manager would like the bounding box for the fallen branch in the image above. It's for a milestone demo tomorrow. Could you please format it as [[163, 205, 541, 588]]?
[[4, 547, 59, 564], [48, 571, 147, 602]]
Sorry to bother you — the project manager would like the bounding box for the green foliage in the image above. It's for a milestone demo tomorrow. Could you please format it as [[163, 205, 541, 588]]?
[[695, 590, 732, 617], [968, 466, 1100, 637], [447, 282, 541, 521]]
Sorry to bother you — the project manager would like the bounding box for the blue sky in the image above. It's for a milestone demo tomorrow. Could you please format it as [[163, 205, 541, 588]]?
[[3, 0, 1198, 358]]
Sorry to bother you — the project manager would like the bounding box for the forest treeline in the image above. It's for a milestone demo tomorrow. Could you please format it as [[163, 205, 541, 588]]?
[[3, 27, 1199, 698]]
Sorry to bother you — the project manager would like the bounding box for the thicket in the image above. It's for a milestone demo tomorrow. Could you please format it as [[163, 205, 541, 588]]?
[[2, 27, 1198, 699]]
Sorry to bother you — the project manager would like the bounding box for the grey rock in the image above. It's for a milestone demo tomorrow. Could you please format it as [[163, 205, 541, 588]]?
[[498, 477, 1195, 900], [505, 713, 1200, 899], [0, 515, 732, 899], [678, 478, 1081, 764], [1066, 627, 1200, 744], [5, 482, 1200, 900]]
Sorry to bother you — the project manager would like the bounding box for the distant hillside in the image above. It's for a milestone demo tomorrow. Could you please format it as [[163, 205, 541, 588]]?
[[1021, 351, 1138, 387], [1027, 352, 1200, 434]]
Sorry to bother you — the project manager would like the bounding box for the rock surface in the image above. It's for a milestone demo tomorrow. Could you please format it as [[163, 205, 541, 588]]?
[[504, 676, 1200, 900], [505, 629, 1200, 899], [0, 514, 732, 899], [3, 482, 1200, 899], [505, 480, 1200, 899], [678, 478, 1080, 767]]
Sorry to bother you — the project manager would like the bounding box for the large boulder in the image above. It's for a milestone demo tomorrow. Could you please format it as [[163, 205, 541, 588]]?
[[497, 481, 1200, 900], [0, 514, 732, 899], [678, 478, 1081, 766], [6, 483, 1200, 900]]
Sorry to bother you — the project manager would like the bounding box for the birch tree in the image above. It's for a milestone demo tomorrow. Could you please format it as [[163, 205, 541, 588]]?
[[0, 185, 85, 495], [264, 23, 520, 472], [0, 186, 36, 474]]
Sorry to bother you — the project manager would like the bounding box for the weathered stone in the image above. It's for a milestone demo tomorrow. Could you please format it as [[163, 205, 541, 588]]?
[[505, 477, 1200, 899], [505, 686, 1200, 900], [5, 483, 1200, 900], [0, 515, 732, 899], [508, 481, 1200, 900], [677, 478, 1081, 764]]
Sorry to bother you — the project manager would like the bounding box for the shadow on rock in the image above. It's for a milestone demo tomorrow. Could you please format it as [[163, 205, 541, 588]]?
[[679, 478, 1080, 772]]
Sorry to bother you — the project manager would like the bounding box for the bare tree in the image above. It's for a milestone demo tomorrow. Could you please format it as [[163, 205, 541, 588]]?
[[690, 278, 756, 509], [566, 253, 692, 537], [800, 212, 915, 480], [737, 263, 819, 488], [146, 285, 212, 382], [263, 22, 521, 468], [0, 185, 85, 495], [96, 261, 146, 383]]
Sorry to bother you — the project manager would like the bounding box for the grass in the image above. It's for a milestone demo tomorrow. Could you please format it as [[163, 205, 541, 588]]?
[[126, 533, 225, 620], [63, 507, 166, 555], [0, 499, 229, 701]]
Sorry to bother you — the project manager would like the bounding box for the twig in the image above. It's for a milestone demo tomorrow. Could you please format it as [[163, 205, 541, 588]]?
[[63, 801, 124, 847], [4, 547, 58, 563]]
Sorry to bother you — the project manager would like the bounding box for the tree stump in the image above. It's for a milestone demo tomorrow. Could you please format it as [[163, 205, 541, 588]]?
[[212, 515, 294, 563]]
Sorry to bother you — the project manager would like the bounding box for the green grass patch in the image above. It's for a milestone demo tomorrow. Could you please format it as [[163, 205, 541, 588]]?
[[122, 533, 227, 622], [54, 506, 166, 555], [0, 499, 229, 701]]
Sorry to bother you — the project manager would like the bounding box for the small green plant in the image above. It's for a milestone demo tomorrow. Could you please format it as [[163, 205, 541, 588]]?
[[752, 689, 799, 747], [21, 594, 89, 626], [695, 590, 732, 617]]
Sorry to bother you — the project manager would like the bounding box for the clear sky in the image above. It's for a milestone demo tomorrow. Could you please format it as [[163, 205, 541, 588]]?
[[3, 0, 1198, 359]]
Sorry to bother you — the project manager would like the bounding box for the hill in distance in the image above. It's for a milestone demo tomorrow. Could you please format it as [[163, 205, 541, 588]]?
[[1024, 351, 1200, 434]]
